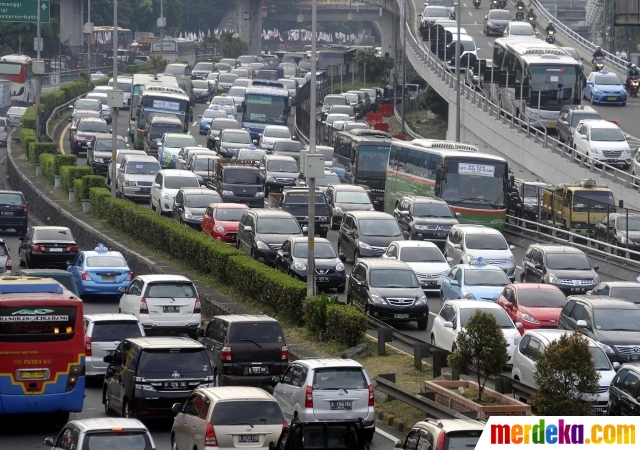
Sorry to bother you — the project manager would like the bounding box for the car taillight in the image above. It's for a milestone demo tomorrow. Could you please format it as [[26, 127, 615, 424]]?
[[368, 383, 375, 406], [85, 336, 92, 356], [205, 423, 218, 447], [125, 272, 134, 281], [282, 421, 287, 430], [66, 245, 79, 252], [81, 271, 93, 281], [23, 202, 28, 217], [140, 297, 149, 313], [4, 255, 11, 272], [221, 346, 232, 361], [436, 432, 446, 450], [31, 245, 46, 252], [194, 297, 201, 314], [305, 385, 313, 408], [281, 345, 289, 361]]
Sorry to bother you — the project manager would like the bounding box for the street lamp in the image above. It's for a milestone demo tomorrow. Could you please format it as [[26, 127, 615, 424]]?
[[455, 1, 461, 142], [158, 0, 166, 64], [110, 0, 123, 198], [34, 0, 44, 142]]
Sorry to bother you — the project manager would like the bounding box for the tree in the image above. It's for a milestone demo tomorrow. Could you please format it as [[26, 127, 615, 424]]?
[[146, 55, 167, 73], [531, 331, 600, 415], [352, 48, 394, 82], [448, 310, 508, 402], [220, 32, 248, 59], [418, 86, 448, 121]]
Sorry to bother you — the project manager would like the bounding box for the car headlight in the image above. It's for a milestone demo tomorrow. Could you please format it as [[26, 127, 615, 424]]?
[[162, 193, 172, 200], [624, 148, 631, 154], [222, 190, 234, 196], [547, 273, 559, 284], [590, 147, 602, 154], [463, 291, 476, 300], [593, 274, 600, 285], [124, 181, 136, 186], [514, 336, 520, 347], [267, 175, 275, 182], [414, 225, 428, 230], [196, 174, 203, 181], [467, 255, 477, 263], [370, 294, 386, 305], [94, 157, 104, 163], [487, 22, 494, 26], [256, 241, 270, 250], [359, 241, 372, 250], [415, 295, 427, 305], [184, 211, 193, 219], [255, 191, 264, 197], [592, 87, 602, 93], [335, 262, 345, 271], [293, 261, 307, 271], [508, 255, 515, 264], [214, 225, 225, 233], [520, 313, 539, 324], [618, 235, 627, 244], [135, 384, 156, 391], [334, 207, 343, 214], [598, 343, 615, 354]]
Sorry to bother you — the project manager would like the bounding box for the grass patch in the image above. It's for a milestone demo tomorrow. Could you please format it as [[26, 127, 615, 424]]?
[[389, 110, 447, 140], [450, 386, 504, 406]]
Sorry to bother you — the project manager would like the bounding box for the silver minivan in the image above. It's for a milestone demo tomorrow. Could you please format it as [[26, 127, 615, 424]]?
[[117, 154, 161, 199]]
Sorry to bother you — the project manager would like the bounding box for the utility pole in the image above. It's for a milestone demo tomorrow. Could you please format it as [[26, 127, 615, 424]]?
[[111, 0, 119, 198], [400, 0, 406, 134], [306, 0, 318, 297], [158, 0, 165, 66], [455, 0, 461, 141], [87, 0, 91, 69], [35, 0, 42, 142]]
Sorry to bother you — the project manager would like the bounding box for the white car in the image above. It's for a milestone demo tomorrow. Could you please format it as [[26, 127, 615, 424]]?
[[325, 113, 350, 128], [503, 22, 537, 38], [150, 169, 200, 215], [107, 149, 145, 187], [382, 241, 450, 292], [117, 154, 161, 199], [431, 300, 522, 363], [118, 274, 201, 337], [573, 119, 632, 169], [5, 106, 27, 127], [259, 125, 292, 151], [226, 86, 246, 112], [209, 95, 235, 111], [443, 224, 516, 281], [85, 92, 112, 124], [511, 329, 617, 415], [90, 71, 107, 81], [632, 149, 640, 179], [158, 133, 198, 169]]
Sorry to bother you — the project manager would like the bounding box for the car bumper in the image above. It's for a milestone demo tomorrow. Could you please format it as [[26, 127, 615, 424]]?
[[292, 270, 346, 288], [199, 123, 211, 134], [487, 26, 506, 34], [0, 380, 85, 414], [91, 162, 110, 174], [266, 181, 296, 192], [78, 281, 131, 295], [357, 246, 386, 257], [29, 252, 78, 267], [139, 320, 200, 333], [221, 373, 284, 387], [592, 92, 627, 104], [123, 186, 152, 197], [212, 232, 238, 244], [134, 392, 192, 418], [410, 231, 448, 247], [369, 304, 429, 322], [553, 283, 596, 295], [296, 409, 376, 428], [221, 195, 264, 208], [0, 217, 27, 229], [588, 154, 631, 166], [253, 248, 278, 265], [86, 358, 108, 376], [182, 217, 204, 227]]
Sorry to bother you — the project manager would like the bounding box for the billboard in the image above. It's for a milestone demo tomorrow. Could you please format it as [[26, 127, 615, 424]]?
[[614, 0, 640, 25]]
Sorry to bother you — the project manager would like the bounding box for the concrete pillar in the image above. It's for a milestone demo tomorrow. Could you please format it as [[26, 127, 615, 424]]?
[[380, 9, 397, 81], [238, 0, 263, 56], [60, 0, 83, 48], [446, 99, 456, 142]]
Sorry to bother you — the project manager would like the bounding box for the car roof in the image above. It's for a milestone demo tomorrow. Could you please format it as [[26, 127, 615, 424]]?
[[361, 259, 412, 269], [532, 244, 584, 254], [84, 313, 139, 322], [266, 154, 297, 161], [136, 274, 192, 283], [179, 187, 214, 195], [212, 203, 249, 209], [567, 296, 640, 308], [578, 119, 620, 129], [446, 299, 503, 310], [82, 250, 125, 259], [158, 169, 197, 177], [32, 226, 71, 232], [331, 184, 368, 191], [403, 195, 448, 204], [16, 268, 72, 276], [453, 224, 501, 234], [126, 336, 203, 348], [251, 209, 298, 219], [264, 125, 289, 130], [601, 281, 640, 288], [92, 133, 124, 140], [296, 358, 364, 369], [199, 386, 275, 401], [122, 154, 158, 163], [512, 283, 563, 292], [455, 264, 506, 272], [77, 117, 106, 123], [521, 329, 599, 347], [288, 236, 332, 245], [348, 211, 393, 219], [214, 314, 279, 323], [562, 105, 598, 113], [69, 417, 148, 432], [394, 240, 439, 249]]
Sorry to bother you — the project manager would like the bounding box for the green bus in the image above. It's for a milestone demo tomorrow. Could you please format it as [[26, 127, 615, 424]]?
[[385, 139, 509, 229]]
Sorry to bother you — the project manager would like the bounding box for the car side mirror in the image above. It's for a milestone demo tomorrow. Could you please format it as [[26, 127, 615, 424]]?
[[593, 265, 599, 271], [339, 254, 347, 263], [613, 362, 621, 371], [393, 440, 403, 449], [198, 115, 203, 118], [576, 319, 588, 329], [118, 286, 126, 293], [44, 437, 55, 447], [243, 225, 252, 232], [153, 183, 161, 188], [443, 321, 454, 328], [450, 280, 459, 286], [515, 322, 523, 329], [302, 226, 308, 236], [400, 210, 409, 216], [509, 245, 515, 250], [172, 403, 182, 414], [272, 375, 282, 384], [453, 244, 461, 250], [446, 257, 454, 264], [103, 355, 113, 363], [580, 134, 587, 139], [534, 263, 542, 270]]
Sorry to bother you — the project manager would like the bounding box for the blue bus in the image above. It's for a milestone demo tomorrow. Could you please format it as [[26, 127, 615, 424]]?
[[241, 80, 291, 140]]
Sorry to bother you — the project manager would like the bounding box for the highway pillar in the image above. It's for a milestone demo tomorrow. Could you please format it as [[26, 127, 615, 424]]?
[[380, 9, 397, 82], [446, 99, 456, 141], [238, 0, 263, 56], [60, 0, 84, 48]]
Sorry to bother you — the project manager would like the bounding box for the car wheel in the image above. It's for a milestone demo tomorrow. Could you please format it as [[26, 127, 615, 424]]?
[[150, 197, 155, 211], [26, 254, 33, 269], [591, 95, 596, 105], [520, 271, 525, 282], [330, 216, 339, 230], [214, 370, 221, 387], [365, 429, 375, 443], [156, 201, 163, 216], [354, 250, 360, 262], [171, 436, 178, 450], [103, 389, 114, 416], [337, 284, 346, 294], [417, 317, 428, 330], [364, 304, 370, 317], [431, 334, 437, 347], [18, 250, 25, 267]]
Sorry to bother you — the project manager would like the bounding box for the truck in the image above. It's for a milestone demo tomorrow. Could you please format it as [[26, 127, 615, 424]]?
[[207, 159, 264, 208], [267, 187, 331, 238], [540, 178, 615, 236], [0, 79, 11, 114], [269, 421, 369, 450]]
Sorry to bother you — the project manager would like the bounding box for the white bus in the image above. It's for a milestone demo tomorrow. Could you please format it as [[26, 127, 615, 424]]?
[[151, 39, 196, 65], [486, 38, 582, 129], [0, 55, 34, 104]]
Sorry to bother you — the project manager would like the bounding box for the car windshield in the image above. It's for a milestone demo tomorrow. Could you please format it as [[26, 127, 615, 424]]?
[[464, 269, 510, 286], [211, 401, 285, 426], [336, 191, 371, 204], [279, 80, 296, 89], [268, 160, 298, 172], [165, 135, 196, 147], [227, 87, 246, 97], [228, 322, 284, 343], [78, 121, 108, 133], [275, 142, 302, 153], [164, 176, 200, 189], [510, 24, 534, 35], [138, 349, 210, 375], [465, 234, 508, 250], [517, 289, 567, 307], [257, 217, 300, 234], [594, 308, 640, 331], [610, 287, 640, 303], [330, 106, 353, 115], [490, 10, 511, 19], [215, 207, 246, 221], [192, 80, 209, 89], [223, 131, 251, 144], [91, 321, 143, 341], [224, 168, 261, 184], [286, 192, 325, 204], [212, 120, 239, 131], [424, 7, 449, 16], [0, 193, 23, 204], [325, 96, 346, 105], [234, 79, 251, 87], [313, 368, 367, 390], [316, 173, 341, 186], [95, 139, 127, 151], [75, 99, 100, 110], [344, 94, 359, 103], [126, 161, 160, 175], [219, 74, 238, 83], [545, 253, 591, 270], [572, 190, 615, 211], [413, 203, 453, 218], [116, 152, 140, 164], [193, 158, 217, 170], [595, 75, 621, 85], [147, 282, 196, 297], [571, 113, 600, 126], [590, 346, 612, 370], [590, 128, 626, 142], [360, 219, 401, 237], [80, 432, 153, 450], [34, 228, 73, 241], [194, 62, 214, 71], [293, 242, 337, 259], [563, 48, 579, 59], [461, 307, 513, 328], [203, 110, 226, 119], [613, 216, 640, 232], [164, 65, 186, 75], [345, 123, 370, 131], [186, 194, 221, 208], [150, 124, 183, 139], [265, 128, 291, 138], [445, 433, 481, 450], [399, 247, 446, 263], [237, 150, 266, 161], [86, 255, 127, 267], [370, 269, 419, 288]]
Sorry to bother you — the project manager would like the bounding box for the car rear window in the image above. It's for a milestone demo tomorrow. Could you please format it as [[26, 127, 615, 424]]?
[[313, 367, 367, 390], [445, 430, 481, 450], [81, 431, 153, 450], [33, 228, 74, 241], [146, 282, 197, 298], [211, 400, 284, 426], [138, 349, 210, 376], [0, 193, 23, 204], [86, 256, 127, 267], [91, 321, 142, 341], [228, 322, 284, 344]]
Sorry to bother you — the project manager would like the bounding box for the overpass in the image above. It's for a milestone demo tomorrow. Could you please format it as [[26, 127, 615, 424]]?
[[272, 6, 384, 21]]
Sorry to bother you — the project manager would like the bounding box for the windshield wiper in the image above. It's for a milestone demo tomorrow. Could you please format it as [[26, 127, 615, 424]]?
[[240, 339, 263, 348], [231, 423, 254, 428]]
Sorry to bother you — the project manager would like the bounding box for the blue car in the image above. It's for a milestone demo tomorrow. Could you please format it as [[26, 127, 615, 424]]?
[[199, 107, 227, 135], [441, 261, 511, 302], [67, 244, 133, 296], [584, 70, 627, 105]]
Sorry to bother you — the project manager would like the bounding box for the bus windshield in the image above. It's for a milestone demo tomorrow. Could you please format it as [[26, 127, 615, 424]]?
[[243, 94, 288, 125], [356, 145, 391, 179], [0, 62, 22, 76], [529, 65, 580, 105], [440, 159, 507, 208]]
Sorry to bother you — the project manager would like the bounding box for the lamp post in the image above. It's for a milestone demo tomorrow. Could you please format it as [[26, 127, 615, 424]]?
[[111, 0, 119, 198], [158, 0, 166, 64], [455, 0, 461, 141], [400, 0, 406, 134], [35, 0, 42, 142], [306, 0, 318, 297]]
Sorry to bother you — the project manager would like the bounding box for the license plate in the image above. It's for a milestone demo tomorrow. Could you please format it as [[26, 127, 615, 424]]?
[[547, 123, 556, 128], [320, 224, 329, 228], [1, 211, 13, 216], [163, 306, 180, 313], [49, 248, 63, 252], [427, 280, 438, 285], [163, 381, 187, 390], [239, 435, 260, 443], [330, 401, 352, 410], [249, 366, 268, 374], [607, 96, 618, 101], [101, 275, 116, 281], [394, 314, 410, 319], [316, 277, 330, 282], [138, 188, 150, 193], [591, 408, 605, 415], [21, 370, 46, 379]]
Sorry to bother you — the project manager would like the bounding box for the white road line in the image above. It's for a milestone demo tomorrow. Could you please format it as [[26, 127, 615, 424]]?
[[375, 428, 401, 443], [463, 2, 467, 6], [468, 11, 472, 16], [517, 265, 522, 270], [474, 21, 478, 24], [192, 121, 198, 127]]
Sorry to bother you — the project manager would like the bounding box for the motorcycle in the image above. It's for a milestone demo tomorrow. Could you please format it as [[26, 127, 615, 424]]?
[[527, 15, 536, 30], [499, 0, 506, 7], [627, 76, 640, 98], [490, 0, 500, 9], [516, 5, 524, 20], [593, 56, 604, 72], [545, 30, 555, 44], [473, 0, 480, 8]]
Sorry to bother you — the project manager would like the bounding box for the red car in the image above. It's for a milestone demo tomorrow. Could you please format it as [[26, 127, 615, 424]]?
[[202, 203, 249, 244], [497, 283, 567, 335]]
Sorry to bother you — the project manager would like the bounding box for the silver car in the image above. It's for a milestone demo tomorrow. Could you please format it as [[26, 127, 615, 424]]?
[[117, 154, 161, 199], [6, 106, 27, 127], [46, 418, 155, 449]]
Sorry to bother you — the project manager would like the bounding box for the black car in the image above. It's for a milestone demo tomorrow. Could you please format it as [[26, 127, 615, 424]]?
[[172, 187, 223, 228], [347, 258, 428, 329], [103, 337, 212, 419], [338, 211, 404, 261], [273, 421, 369, 450], [87, 133, 127, 175], [0, 190, 28, 235], [343, 93, 364, 119], [196, 314, 287, 386], [18, 226, 78, 269], [325, 185, 374, 230], [206, 118, 241, 149], [594, 213, 640, 257], [559, 296, 640, 364], [393, 195, 459, 247], [237, 209, 303, 265], [587, 281, 640, 304], [191, 80, 212, 103], [521, 244, 599, 295], [607, 363, 640, 416], [321, 95, 348, 119], [556, 105, 601, 146], [260, 155, 300, 195], [507, 179, 552, 223], [484, 9, 512, 36], [275, 236, 346, 292]]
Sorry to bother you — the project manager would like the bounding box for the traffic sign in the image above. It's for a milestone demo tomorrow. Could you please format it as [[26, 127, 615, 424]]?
[[0, 1, 50, 23], [242, 11, 249, 20]]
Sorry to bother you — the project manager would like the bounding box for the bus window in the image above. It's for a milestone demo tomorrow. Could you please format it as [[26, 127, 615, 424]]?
[[493, 44, 505, 67]]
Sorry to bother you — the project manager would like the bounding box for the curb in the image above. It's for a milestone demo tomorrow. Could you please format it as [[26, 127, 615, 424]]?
[[375, 407, 412, 436]]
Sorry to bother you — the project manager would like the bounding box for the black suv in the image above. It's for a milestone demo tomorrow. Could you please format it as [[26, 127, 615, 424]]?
[[196, 314, 288, 386], [556, 105, 601, 146], [237, 209, 303, 265], [607, 363, 640, 416], [271, 421, 369, 450], [392, 196, 459, 247], [559, 296, 640, 364], [594, 212, 640, 257], [338, 211, 403, 261], [18, 226, 78, 269], [521, 244, 599, 295], [102, 336, 213, 419], [0, 190, 28, 235], [507, 178, 552, 223]]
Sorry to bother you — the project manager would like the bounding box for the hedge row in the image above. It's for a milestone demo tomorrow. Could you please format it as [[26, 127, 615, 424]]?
[[39, 153, 55, 182], [20, 128, 35, 153], [80, 175, 106, 199], [60, 166, 93, 191], [39, 153, 77, 184], [89, 187, 366, 346], [28, 142, 57, 165], [54, 154, 77, 175], [73, 179, 83, 203]]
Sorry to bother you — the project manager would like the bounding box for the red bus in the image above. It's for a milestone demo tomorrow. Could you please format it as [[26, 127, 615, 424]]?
[[0, 276, 85, 421], [0, 54, 35, 104]]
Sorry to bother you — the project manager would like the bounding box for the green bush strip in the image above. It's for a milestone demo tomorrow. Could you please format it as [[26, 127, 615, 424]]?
[[325, 304, 367, 347], [20, 128, 35, 154], [53, 154, 77, 175], [60, 166, 93, 191], [73, 179, 83, 203], [80, 175, 106, 200], [28, 142, 58, 165], [39, 153, 55, 182]]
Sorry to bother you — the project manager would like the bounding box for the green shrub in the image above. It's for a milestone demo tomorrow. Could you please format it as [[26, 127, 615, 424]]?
[[21, 106, 36, 129], [53, 154, 77, 175], [80, 175, 106, 199], [41, 89, 66, 112], [60, 80, 92, 100], [60, 166, 93, 191], [303, 293, 339, 338], [28, 142, 58, 165], [92, 78, 110, 87], [325, 305, 367, 347], [20, 128, 36, 153], [73, 178, 83, 203], [39, 153, 55, 182]]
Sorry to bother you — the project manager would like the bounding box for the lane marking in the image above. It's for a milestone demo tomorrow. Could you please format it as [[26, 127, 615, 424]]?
[[516, 265, 522, 270], [59, 123, 71, 155], [468, 11, 472, 16], [462, 2, 467, 6], [192, 121, 198, 127], [376, 428, 401, 443]]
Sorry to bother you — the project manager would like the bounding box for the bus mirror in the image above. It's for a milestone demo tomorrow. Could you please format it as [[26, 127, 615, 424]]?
[[68, 105, 74, 109], [44, 437, 55, 447], [455, 212, 461, 218]]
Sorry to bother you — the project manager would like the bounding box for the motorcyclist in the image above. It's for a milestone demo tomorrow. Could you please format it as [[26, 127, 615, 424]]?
[[526, 8, 537, 21], [627, 64, 640, 89], [545, 22, 555, 33], [592, 46, 604, 63], [515, 0, 525, 9]]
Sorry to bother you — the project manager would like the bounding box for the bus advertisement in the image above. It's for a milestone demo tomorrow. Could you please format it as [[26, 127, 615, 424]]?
[[0, 277, 85, 420], [242, 80, 291, 140], [0, 55, 34, 105], [385, 140, 509, 229], [134, 91, 192, 149]]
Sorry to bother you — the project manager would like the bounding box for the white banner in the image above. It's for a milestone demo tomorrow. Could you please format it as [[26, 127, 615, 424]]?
[[458, 163, 495, 177]]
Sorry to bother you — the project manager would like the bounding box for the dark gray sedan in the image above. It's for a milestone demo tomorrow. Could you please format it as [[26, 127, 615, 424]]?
[[484, 9, 512, 36]]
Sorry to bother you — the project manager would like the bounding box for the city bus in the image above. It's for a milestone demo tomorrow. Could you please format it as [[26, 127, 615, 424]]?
[[129, 74, 180, 141], [0, 55, 34, 104], [151, 38, 196, 65], [333, 129, 393, 210], [385, 139, 509, 229], [241, 80, 291, 140], [134, 90, 192, 149], [0, 276, 84, 420], [486, 38, 582, 129]]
